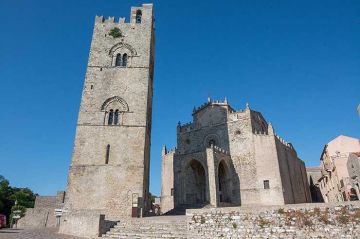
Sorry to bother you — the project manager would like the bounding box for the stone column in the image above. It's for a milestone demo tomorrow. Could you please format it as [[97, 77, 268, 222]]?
[[206, 146, 218, 207]]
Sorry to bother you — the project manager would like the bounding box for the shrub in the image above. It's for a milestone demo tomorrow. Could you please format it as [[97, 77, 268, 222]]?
[[337, 214, 349, 224], [314, 207, 321, 215], [320, 213, 330, 224], [109, 27, 122, 38], [232, 223, 237, 229], [278, 208, 285, 214]]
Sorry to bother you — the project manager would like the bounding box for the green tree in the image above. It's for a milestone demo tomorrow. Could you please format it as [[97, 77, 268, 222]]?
[[0, 175, 36, 226]]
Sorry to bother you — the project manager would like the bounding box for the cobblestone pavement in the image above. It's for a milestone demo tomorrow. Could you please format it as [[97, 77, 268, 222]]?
[[0, 228, 86, 239]]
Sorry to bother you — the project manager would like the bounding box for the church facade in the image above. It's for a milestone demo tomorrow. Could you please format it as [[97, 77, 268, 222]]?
[[161, 98, 311, 213]]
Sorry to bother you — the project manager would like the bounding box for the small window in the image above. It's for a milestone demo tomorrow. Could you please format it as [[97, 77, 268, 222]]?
[[171, 188, 174, 196], [114, 110, 119, 125], [105, 144, 110, 164], [115, 54, 122, 66], [208, 139, 215, 147], [108, 110, 114, 125], [136, 10, 142, 23], [264, 180, 270, 189], [122, 54, 128, 67]]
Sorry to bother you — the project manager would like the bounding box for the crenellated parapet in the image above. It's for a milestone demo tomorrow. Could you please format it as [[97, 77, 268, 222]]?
[[177, 121, 194, 132], [253, 130, 268, 136], [275, 134, 296, 152], [192, 97, 236, 116], [94, 3, 153, 25], [162, 145, 176, 156], [212, 145, 230, 155], [95, 16, 128, 24]]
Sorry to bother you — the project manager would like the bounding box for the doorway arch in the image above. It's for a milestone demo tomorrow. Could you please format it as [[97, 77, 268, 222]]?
[[184, 160, 207, 205], [218, 160, 232, 203]]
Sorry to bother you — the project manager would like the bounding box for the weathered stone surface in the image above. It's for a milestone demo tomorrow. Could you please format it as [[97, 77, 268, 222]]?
[[317, 135, 360, 203], [59, 3, 155, 238], [187, 201, 360, 238], [161, 99, 311, 214], [17, 191, 65, 229], [0, 228, 85, 239]]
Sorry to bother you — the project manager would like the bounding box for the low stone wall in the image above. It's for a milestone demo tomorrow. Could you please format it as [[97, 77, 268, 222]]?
[[17, 192, 65, 229], [187, 202, 360, 238], [58, 209, 105, 239], [17, 208, 49, 228]]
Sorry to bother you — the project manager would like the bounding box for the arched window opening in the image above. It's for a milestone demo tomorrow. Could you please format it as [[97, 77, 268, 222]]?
[[108, 110, 114, 125], [115, 54, 122, 66], [105, 144, 110, 164], [208, 139, 216, 147], [114, 110, 119, 125], [136, 10, 142, 23], [122, 54, 128, 67]]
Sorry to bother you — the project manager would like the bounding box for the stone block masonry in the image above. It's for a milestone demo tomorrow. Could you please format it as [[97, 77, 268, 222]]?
[[60, 3, 155, 238], [187, 201, 360, 238]]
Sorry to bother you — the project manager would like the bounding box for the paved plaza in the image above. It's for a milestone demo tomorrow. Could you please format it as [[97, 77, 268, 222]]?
[[0, 228, 85, 239]]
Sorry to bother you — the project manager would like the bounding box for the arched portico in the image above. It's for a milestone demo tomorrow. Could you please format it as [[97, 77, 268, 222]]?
[[217, 160, 232, 204], [183, 159, 208, 206]]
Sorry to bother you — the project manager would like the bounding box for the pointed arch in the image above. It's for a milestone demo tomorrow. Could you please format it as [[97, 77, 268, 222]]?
[[101, 96, 129, 112]]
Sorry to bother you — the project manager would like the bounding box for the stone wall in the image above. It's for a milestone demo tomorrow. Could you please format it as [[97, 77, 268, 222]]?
[[58, 210, 105, 238], [17, 191, 65, 229], [62, 3, 155, 226], [162, 99, 311, 213], [187, 202, 360, 238], [160, 148, 174, 214]]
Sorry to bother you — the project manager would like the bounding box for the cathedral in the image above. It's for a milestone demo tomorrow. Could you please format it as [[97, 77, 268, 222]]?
[[161, 98, 311, 214]]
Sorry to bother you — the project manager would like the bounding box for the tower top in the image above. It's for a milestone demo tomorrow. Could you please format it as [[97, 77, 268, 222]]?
[[95, 3, 153, 24]]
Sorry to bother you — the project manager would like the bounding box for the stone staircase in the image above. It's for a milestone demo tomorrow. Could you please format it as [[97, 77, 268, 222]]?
[[101, 215, 200, 239]]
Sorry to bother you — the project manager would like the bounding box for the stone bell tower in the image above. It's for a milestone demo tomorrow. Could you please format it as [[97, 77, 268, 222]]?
[[60, 3, 154, 230]]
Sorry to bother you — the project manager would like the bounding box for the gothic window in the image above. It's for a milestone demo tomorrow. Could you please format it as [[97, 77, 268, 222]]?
[[122, 53, 128, 67], [136, 10, 142, 23], [105, 144, 110, 164], [263, 180, 270, 189], [108, 110, 114, 125], [114, 110, 119, 125], [115, 53, 122, 66]]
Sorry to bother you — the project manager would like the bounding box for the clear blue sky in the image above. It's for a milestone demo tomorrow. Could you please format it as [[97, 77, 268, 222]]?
[[0, 0, 359, 197]]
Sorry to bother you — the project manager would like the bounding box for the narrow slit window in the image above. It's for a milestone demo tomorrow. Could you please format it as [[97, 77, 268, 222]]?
[[263, 180, 270, 189], [108, 110, 114, 125], [114, 110, 119, 125], [115, 54, 122, 66], [105, 144, 110, 164], [122, 54, 128, 67]]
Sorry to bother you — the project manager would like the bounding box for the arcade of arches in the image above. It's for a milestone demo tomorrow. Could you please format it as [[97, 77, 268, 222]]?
[[180, 158, 235, 208]]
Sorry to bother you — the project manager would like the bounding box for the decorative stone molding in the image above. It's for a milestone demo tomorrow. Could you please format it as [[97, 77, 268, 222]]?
[[101, 96, 129, 112]]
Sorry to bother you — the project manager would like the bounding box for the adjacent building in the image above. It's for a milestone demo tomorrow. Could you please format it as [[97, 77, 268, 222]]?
[[306, 167, 324, 203], [161, 98, 311, 214], [318, 135, 360, 202]]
